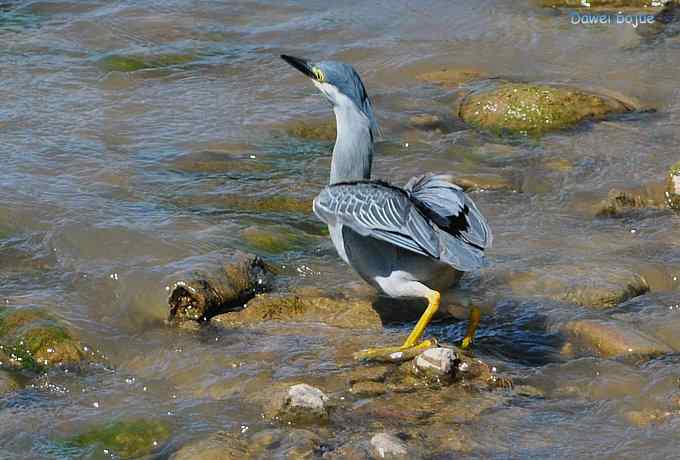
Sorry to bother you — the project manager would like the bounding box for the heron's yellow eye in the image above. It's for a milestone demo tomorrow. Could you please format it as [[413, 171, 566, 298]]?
[[312, 67, 325, 82]]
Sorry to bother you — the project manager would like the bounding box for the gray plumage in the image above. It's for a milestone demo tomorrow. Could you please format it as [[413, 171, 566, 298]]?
[[281, 54, 492, 303]]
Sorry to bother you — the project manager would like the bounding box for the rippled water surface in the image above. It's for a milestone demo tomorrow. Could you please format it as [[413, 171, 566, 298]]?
[[1, 0, 680, 458]]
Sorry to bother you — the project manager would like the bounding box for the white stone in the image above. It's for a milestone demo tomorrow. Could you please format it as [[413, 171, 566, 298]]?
[[287, 384, 328, 412], [370, 433, 408, 459], [414, 347, 456, 376]]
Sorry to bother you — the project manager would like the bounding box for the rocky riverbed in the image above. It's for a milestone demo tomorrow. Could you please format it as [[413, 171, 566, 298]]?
[[1, 0, 679, 458]]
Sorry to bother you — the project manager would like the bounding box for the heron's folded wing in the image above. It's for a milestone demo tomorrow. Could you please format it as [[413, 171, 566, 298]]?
[[313, 181, 439, 258]]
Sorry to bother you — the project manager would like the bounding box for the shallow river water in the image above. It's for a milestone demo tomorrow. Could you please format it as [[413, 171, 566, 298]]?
[[1, 0, 680, 458]]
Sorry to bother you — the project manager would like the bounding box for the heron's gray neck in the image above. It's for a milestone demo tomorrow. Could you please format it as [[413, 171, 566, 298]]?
[[330, 103, 373, 184]]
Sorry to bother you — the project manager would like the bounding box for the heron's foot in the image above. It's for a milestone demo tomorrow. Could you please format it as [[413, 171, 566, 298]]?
[[354, 339, 437, 362], [460, 305, 481, 350]]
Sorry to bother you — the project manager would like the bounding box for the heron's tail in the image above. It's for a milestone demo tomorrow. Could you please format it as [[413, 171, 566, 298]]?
[[406, 173, 493, 271]]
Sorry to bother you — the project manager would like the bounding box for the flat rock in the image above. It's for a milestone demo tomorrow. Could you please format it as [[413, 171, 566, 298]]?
[[370, 433, 409, 459], [459, 82, 633, 135], [508, 264, 649, 308], [211, 289, 382, 329], [560, 319, 673, 358]]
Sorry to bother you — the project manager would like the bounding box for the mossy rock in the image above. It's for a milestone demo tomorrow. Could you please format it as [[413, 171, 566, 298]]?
[[222, 195, 311, 214], [459, 83, 632, 135], [98, 53, 195, 72], [282, 119, 336, 141], [666, 161, 680, 210], [241, 226, 312, 254], [0, 308, 85, 370], [68, 419, 171, 459]]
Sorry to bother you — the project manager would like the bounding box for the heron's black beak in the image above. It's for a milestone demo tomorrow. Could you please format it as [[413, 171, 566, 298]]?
[[281, 54, 316, 79]]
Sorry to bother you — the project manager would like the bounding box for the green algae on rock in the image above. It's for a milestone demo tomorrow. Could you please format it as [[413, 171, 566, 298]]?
[[241, 225, 313, 254], [97, 53, 196, 72], [0, 307, 86, 371], [280, 118, 337, 141], [211, 288, 382, 330], [68, 419, 171, 459], [459, 83, 633, 135]]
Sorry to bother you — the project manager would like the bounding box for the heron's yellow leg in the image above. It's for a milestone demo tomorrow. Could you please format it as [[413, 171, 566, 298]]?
[[460, 305, 481, 349], [402, 290, 440, 348], [354, 290, 441, 362]]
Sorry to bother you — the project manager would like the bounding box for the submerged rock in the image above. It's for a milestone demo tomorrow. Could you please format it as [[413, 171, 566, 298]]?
[[0, 307, 86, 371], [166, 251, 274, 324], [595, 185, 666, 217], [68, 419, 171, 459], [560, 319, 673, 359], [280, 118, 337, 141], [459, 83, 633, 135], [452, 174, 516, 192], [241, 225, 313, 254], [416, 67, 487, 88], [508, 265, 649, 308], [170, 432, 249, 460], [666, 161, 680, 210], [266, 383, 329, 423], [211, 289, 382, 329], [370, 433, 409, 459], [98, 53, 195, 73]]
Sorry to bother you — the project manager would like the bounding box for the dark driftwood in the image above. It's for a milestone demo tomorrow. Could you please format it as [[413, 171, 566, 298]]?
[[166, 251, 274, 324]]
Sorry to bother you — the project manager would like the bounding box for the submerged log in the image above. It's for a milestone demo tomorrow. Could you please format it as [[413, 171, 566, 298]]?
[[166, 251, 274, 324]]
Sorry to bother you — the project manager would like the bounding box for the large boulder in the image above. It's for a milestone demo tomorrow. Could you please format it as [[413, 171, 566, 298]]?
[[459, 83, 633, 135]]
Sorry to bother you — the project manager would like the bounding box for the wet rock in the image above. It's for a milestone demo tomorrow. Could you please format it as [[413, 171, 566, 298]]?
[[266, 383, 329, 423], [166, 251, 274, 324], [543, 158, 574, 173], [169, 151, 272, 175], [370, 433, 409, 459], [508, 265, 649, 308], [281, 118, 336, 141], [560, 319, 673, 358], [0, 369, 20, 395], [459, 83, 633, 135], [637, 1, 680, 41], [416, 68, 487, 88], [666, 161, 680, 210], [595, 186, 666, 217], [211, 289, 382, 330], [98, 53, 195, 72], [411, 347, 458, 381], [345, 365, 391, 385], [68, 419, 171, 459], [241, 225, 313, 254], [0, 307, 86, 371], [170, 434, 247, 459], [219, 194, 312, 214], [351, 381, 388, 397], [452, 174, 516, 192], [624, 408, 672, 427], [408, 114, 451, 133]]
